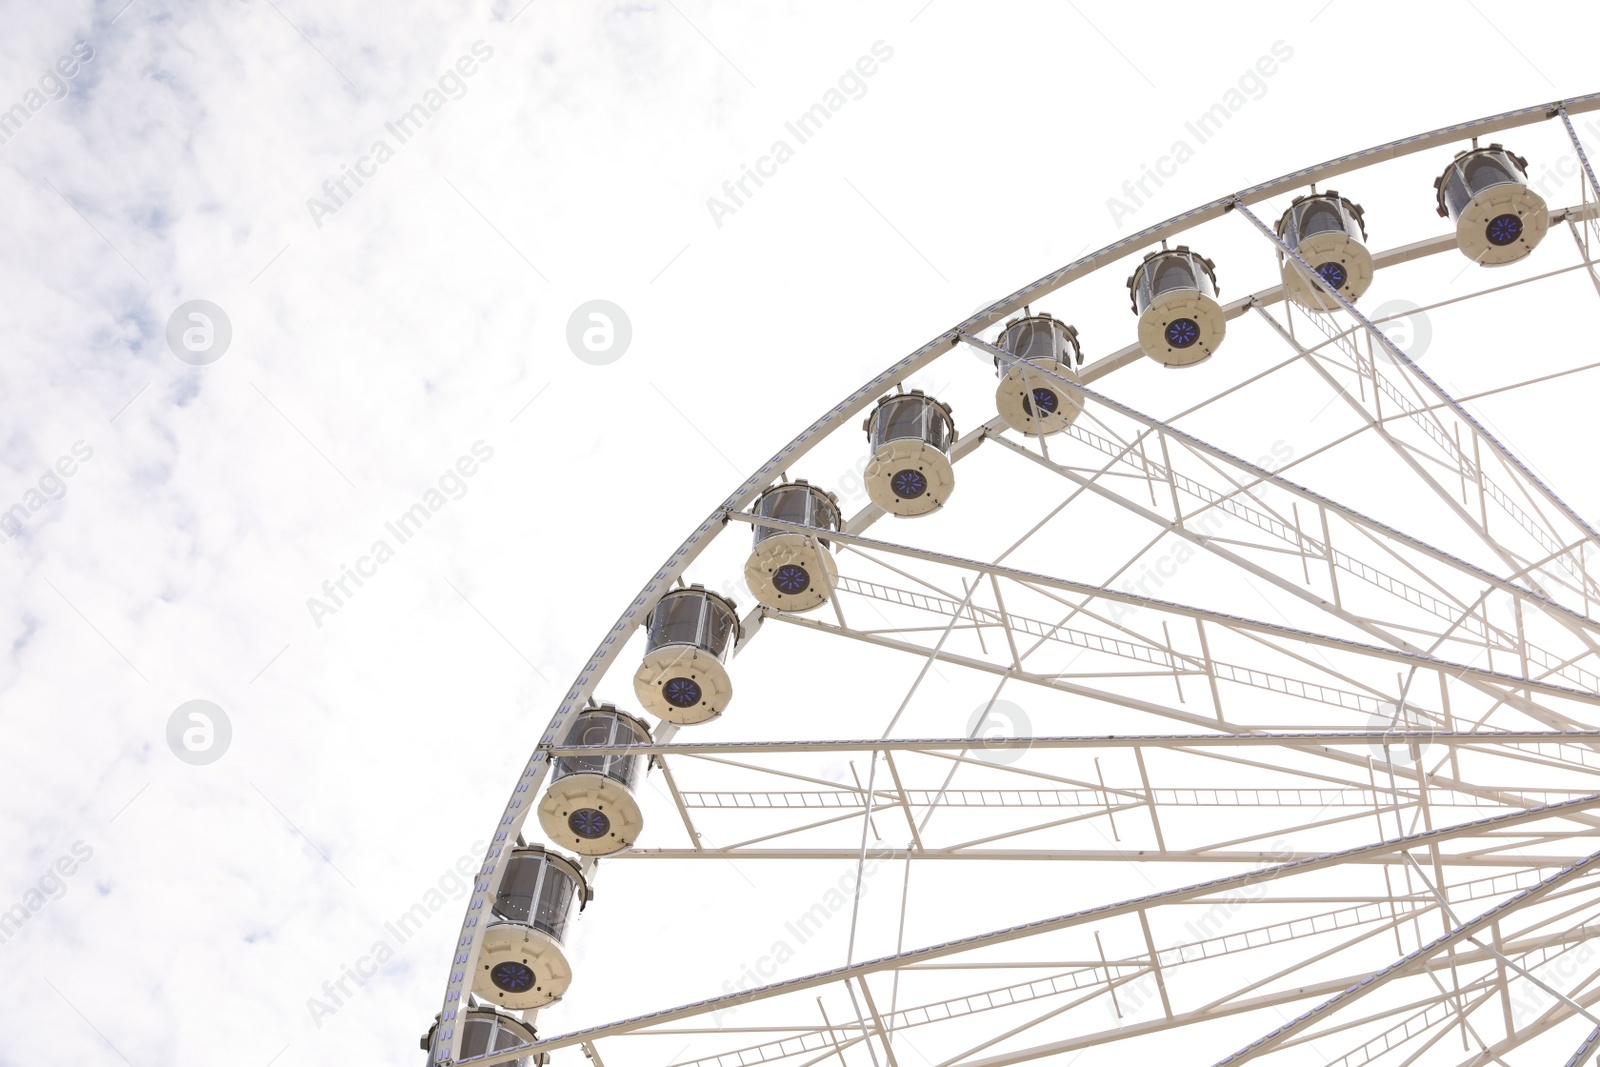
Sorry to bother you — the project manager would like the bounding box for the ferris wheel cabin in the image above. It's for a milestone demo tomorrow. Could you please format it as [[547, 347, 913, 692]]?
[[474, 845, 592, 1010], [1274, 191, 1373, 311], [632, 585, 741, 725], [862, 390, 957, 516], [536, 705, 651, 855], [423, 1006, 547, 1065], [1127, 246, 1224, 366], [1434, 143, 1548, 265], [743, 480, 842, 612], [992, 312, 1084, 435]]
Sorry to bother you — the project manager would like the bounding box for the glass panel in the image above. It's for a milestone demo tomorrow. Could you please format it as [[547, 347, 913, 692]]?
[[647, 593, 705, 652], [1004, 320, 1062, 363], [1341, 201, 1366, 240], [1442, 170, 1471, 219], [554, 713, 627, 781], [494, 853, 542, 922], [607, 714, 646, 785], [1278, 211, 1301, 248], [808, 490, 838, 549], [760, 486, 810, 523], [491, 1021, 531, 1056], [1151, 257, 1196, 297], [532, 863, 577, 941], [460, 1017, 534, 1062], [1019, 322, 1049, 360], [703, 598, 737, 658], [754, 486, 809, 544], [1463, 155, 1513, 196], [460, 1017, 533, 1061], [755, 486, 837, 545], [614, 714, 649, 744], [461, 1018, 495, 1058], [811, 493, 840, 534], [1297, 201, 1345, 239], [890, 397, 925, 443], [924, 407, 953, 451], [871, 397, 928, 449]]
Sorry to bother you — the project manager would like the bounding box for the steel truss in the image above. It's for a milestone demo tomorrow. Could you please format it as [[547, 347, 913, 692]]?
[[428, 94, 1600, 1067]]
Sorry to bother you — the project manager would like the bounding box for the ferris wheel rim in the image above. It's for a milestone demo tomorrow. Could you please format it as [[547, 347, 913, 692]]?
[[427, 91, 1600, 1066]]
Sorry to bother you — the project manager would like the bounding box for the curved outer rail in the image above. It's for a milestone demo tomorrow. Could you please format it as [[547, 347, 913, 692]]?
[[426, 91, 1600, 1064]]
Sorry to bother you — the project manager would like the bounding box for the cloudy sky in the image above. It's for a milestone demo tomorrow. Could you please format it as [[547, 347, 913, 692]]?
[[2, 2, 1599, 1065]]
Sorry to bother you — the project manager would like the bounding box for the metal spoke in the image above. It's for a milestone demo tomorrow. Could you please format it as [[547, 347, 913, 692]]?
[[429, 94, 1600, 1067]]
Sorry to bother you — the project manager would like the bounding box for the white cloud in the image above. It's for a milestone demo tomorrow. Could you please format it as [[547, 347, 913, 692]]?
[[1, 1, 1598, 1064]]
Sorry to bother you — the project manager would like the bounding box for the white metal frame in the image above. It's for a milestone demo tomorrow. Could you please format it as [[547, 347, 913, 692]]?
[[426, 93, 1600, 1067]]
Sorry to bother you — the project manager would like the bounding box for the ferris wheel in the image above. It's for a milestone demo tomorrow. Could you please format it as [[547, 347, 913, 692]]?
[[424, 92, 1600, 1067]]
